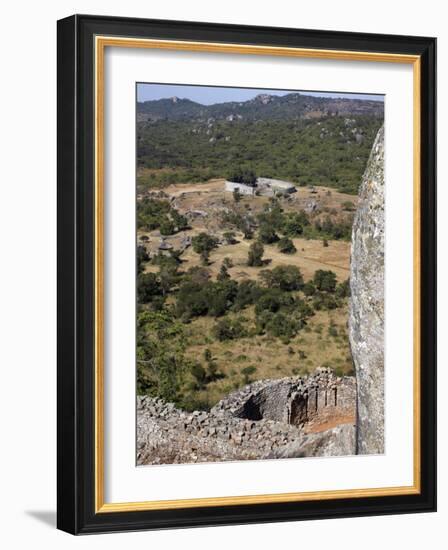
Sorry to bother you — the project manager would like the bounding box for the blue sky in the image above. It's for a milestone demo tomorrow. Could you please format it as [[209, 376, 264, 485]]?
[[137, 83, 384, 104]]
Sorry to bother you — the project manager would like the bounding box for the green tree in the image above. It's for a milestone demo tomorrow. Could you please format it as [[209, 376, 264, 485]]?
[[233, 188, 241, 203], [227, 167, 257, 185], [233, 280, 263, 311], [159, 218, 176, 236], [277, 237, 297, 254], [192, 232, 219, 265], [247, 240, 264, 267], [258, 223, 279, 244], [217, 263, 230, 281], [313, 269, 337, 292], [282, 211, 309, 236], [171, 210, 188, 230], [302, 281, 316, 296], [259, 265, 303, 291], [137, 245, 149, 274]]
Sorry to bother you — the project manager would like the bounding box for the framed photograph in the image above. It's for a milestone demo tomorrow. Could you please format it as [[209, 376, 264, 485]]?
[[57, 14, 436, 534]]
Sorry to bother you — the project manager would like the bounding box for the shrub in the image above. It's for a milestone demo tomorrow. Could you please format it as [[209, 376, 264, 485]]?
[[159, 218, 176, 236], [227, 167, 257, 185], [312, 291, 340, 311], [137, 272, 161, 303], [258, 223, 279, 244], [222, 257, 233, 269], [223, 231, 237, 245], [265, 312, 298, 339], [313, 269, 337, 292], [217, 263, 230, 281], [190, 363, 207, 390], [233, 280, 263, 311], [254, 289, 284, 315], [213, 317, 247, 341], [241, 365, 257, 384], [176, 281, 209, 318], [137, 245, 150, 274], [302, 281, 316, 296], [184, 266, 211, 285], [336, 278, 351, 298], [259, 265, 303, 291]]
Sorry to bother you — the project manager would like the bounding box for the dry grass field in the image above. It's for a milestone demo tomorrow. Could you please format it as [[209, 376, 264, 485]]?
[[140, 178, 353, 282], [137, 177, 355, 407], [182, 307, 353, 407]]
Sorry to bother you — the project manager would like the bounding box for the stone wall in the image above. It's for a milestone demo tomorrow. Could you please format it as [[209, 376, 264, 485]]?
[[213, 367, 356, 432], [137, 368, 356, 465], [224, 180, 256, 196]]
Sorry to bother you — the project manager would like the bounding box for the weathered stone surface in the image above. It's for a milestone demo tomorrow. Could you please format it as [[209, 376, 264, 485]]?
[[137, 368, 356, 465], [270, 424, 356, 459], [349, 125, 385, 454]]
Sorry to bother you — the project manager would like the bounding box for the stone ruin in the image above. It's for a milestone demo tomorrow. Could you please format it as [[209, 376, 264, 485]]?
[[137, 368, 356, 465], [212, 368, 355, 430]]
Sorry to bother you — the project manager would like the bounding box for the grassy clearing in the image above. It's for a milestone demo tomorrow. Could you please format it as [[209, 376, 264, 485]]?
[[182, 306, 353, 407], [137, 179, 354, 409]]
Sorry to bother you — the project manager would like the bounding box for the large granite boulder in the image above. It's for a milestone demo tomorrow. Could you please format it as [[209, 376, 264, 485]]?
[[349, 125, 385, 454]]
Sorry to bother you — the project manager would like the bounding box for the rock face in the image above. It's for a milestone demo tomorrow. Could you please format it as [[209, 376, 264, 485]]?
[[349, 125, 385, 454], [137, 368, 356, 465], [272, 424, 356, 459]]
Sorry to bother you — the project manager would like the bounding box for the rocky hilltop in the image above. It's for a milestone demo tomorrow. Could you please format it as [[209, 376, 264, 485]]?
[[137, 368, 356, 465], [349, 125, 385, 454], [137, 92, 384, 122]]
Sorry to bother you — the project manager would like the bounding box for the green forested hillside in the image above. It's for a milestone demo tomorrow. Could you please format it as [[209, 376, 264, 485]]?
[[137, 114, 382, 194]]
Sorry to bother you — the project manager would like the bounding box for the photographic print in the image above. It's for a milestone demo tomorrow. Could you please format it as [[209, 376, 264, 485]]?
[[136, 83, 385, 465]]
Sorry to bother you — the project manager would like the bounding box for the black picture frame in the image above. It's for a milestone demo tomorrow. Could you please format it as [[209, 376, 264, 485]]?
[[57, 14, 436, 535]]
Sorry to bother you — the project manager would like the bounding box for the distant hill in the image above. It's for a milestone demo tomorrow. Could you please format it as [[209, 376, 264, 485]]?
[[136, 92, 384, 195], [137, 92, 384, 122]]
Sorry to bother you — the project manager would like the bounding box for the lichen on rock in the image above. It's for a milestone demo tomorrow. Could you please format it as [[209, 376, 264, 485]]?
[[349, 125, 385, 454]]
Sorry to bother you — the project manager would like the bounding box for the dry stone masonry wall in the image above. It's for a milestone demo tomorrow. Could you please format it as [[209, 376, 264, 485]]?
[[137, 368, 356, 465]]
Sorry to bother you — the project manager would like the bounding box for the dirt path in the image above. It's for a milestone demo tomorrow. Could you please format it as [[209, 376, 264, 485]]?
[[303, 415, 356, 434]]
